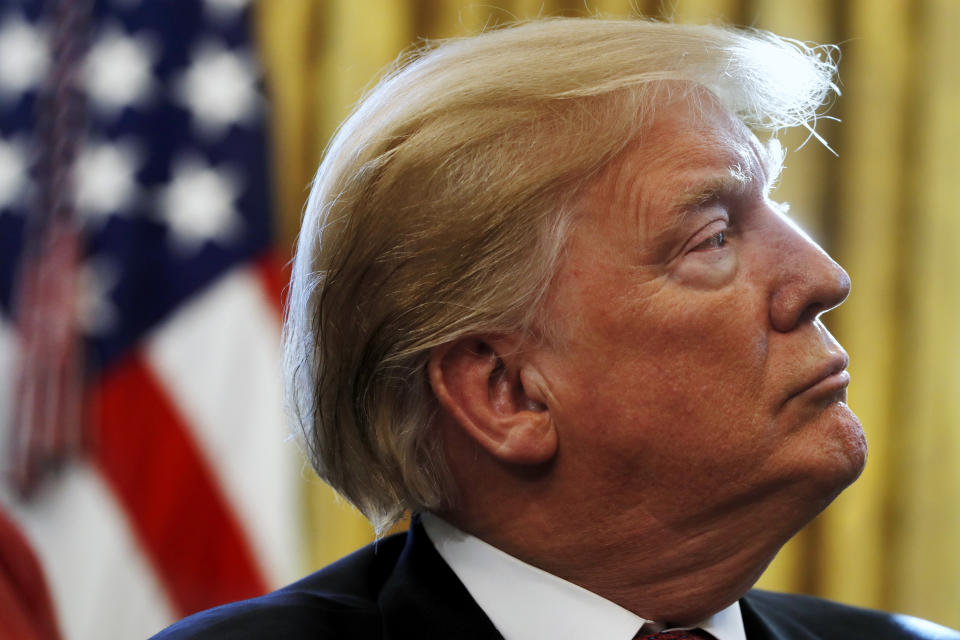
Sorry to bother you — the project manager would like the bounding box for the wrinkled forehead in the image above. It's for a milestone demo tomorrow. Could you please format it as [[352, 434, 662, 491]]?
[[640, 87, 779, 181], [572, 88, 784, 238]]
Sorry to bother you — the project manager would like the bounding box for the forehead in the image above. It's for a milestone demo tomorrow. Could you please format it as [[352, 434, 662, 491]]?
[[576, 92, 773, 239]]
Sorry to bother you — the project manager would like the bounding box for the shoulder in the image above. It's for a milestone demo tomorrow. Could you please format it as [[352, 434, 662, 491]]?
[[148, 589, 381, 639], [743, 589, 960, 639], [150, 533, 408, 639]]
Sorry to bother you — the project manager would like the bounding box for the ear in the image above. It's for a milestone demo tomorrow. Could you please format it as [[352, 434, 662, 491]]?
[[428, 336, 557, 465]]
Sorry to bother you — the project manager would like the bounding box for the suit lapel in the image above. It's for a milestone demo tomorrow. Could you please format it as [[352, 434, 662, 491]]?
[[379, 517, 504, 640], [740, 591, 820, 640]]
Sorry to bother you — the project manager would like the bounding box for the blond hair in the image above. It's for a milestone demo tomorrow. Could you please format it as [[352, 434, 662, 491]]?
[[283, 18, 838, 533]]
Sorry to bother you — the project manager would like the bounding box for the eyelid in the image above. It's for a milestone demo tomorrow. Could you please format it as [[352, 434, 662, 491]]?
[[692, 230, 726, 252], [686, 217, 730, 253]]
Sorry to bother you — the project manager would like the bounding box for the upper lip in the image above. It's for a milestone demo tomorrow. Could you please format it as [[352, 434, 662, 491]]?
[[817, 352, 849, 383], [788, 352, 850, 401]]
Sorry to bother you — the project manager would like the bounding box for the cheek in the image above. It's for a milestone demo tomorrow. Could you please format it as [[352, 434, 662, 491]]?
[[561, 299, 773, 464], [621, 291, 769, 401]]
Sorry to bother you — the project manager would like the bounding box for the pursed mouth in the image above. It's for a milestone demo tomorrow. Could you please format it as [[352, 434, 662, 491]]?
[[785, 352, 850, 403]]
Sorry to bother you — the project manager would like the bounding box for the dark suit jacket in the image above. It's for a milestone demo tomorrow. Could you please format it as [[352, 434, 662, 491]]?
[[153, 517, 960, 639]]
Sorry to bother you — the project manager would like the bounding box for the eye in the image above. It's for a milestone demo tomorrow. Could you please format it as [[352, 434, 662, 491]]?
[[693, 230, 726, 251]]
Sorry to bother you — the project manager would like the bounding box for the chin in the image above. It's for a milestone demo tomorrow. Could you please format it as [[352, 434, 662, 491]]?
[[808, 402, 868, 498]]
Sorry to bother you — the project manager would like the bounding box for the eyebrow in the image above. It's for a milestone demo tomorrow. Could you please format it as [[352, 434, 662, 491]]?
[[670, 139, 786, 213], [671, 170, 752, 212]]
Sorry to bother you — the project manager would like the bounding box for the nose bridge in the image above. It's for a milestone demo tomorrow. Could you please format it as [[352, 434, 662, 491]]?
[[767, 212, 851, 333]]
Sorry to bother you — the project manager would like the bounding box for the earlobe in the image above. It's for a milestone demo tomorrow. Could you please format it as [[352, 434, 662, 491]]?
[[428, 337, 558, 465]]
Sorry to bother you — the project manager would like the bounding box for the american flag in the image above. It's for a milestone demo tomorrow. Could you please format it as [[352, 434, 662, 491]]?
[[0, 0, 302, 637]]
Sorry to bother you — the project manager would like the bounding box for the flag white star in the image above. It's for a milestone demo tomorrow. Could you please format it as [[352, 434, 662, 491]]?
[[0, 136, 29, 211], [204, 0, 252, 21], [74, 139, 141, 223], [82, 25, 156, 115], [0, 16, 49, 101], [159, 156, 242, 251], [174, 42, 260, 138], [76, 257, 120, 336]]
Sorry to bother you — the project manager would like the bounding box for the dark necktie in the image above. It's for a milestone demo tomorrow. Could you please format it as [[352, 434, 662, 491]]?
[[635, 629, 717, 640]]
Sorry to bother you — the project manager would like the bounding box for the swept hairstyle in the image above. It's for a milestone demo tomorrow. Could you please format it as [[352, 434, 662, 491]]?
[[282, 18, 838, 533]]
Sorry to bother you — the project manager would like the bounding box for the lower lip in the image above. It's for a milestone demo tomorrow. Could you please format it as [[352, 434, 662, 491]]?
[[803, 370, 850, 396]]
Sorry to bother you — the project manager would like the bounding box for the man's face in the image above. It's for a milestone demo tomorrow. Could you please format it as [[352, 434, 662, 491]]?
[[533, 91, 867, 535]]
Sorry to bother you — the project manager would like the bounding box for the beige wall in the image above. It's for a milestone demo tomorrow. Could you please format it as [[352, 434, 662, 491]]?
[[256, 0, 960, 627]]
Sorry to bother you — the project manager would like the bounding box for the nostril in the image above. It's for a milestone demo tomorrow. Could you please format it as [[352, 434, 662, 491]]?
[[805, 301, 836, 325]]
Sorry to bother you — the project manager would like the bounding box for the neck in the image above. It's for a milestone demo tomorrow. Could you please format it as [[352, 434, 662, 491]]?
[[441, 475, 829, 625]]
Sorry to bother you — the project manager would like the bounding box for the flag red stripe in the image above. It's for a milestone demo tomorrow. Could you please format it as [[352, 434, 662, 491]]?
[[0, 507, 62, 640], [90, 352, 268, 616]]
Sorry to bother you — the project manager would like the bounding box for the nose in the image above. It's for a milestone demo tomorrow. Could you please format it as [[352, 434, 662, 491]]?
[[768, 219, 851, 333]]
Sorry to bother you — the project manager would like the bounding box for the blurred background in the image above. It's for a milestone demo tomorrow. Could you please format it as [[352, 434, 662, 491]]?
[[0, 0, 956, 638]]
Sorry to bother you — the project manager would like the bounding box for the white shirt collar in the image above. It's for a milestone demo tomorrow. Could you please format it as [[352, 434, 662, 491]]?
[[421, 513, 746, 640]]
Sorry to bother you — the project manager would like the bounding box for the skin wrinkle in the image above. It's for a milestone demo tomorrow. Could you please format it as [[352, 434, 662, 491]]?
[[604, 115, 779, 276], [436, 89, 865, 624]]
